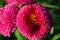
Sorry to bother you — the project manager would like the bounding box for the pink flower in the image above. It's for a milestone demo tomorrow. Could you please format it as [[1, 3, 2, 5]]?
[[0, 3, 19, 37], [5, 0, 35, 4], [16, 4, 52, 40]]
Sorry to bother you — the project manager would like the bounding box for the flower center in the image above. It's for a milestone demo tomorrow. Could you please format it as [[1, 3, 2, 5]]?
[[24, 13, 39, 25], [29, 14, 38, 24], [24, 13, 40, 34]]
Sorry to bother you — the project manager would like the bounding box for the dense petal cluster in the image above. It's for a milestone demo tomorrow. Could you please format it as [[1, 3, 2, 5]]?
[[5, 0, 35, 4], [16, 4, 52, 40], [0, 0, 52, 39], [0, 3, 19, 37]]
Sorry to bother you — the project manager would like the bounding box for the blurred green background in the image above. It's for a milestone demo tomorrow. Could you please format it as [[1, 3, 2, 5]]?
[[0, 0, 60, 40]]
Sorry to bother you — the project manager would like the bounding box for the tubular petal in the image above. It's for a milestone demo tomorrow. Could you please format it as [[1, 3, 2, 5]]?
[[0, 3, 19, 37], [5, 0, 35, 4]]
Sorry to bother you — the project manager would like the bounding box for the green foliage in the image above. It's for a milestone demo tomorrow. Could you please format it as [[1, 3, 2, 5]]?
[[0, 0, 6, 7], [52, 33, 60, 40], [15, 28, 28, 40], [0, 0, 60, 40]]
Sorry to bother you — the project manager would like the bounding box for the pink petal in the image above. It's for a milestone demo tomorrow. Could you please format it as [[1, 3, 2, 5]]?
[[0, 3, 19, 37], [5, 0, 35, 4], [16, 4, 52, 40]]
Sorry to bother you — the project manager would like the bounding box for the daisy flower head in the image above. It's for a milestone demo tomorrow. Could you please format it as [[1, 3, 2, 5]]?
[[0, 3, 19, 37], [16, 4, 52, 40]]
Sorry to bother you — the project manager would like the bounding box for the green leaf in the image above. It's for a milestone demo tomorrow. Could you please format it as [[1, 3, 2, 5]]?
[[41, 4, 59, 9], [50, 27, 54, 34], [14, 28, 28, 40], [52, 33, 60, 40]]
